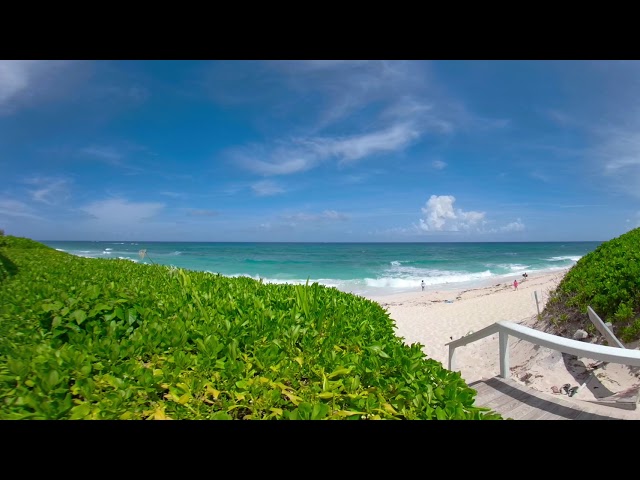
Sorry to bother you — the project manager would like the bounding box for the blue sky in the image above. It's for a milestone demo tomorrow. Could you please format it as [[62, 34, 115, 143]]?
[[1, 60, 639, 242]]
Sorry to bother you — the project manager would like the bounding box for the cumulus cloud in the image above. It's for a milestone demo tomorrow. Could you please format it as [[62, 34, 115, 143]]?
[[251, 180, 285, 196], [499, 219, 526, 232], [80, 198, 164, 225], [418, 195, 486, 232]]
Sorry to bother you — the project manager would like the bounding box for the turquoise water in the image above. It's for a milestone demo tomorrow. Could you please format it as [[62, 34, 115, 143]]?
[[39, 241, 601, 297]]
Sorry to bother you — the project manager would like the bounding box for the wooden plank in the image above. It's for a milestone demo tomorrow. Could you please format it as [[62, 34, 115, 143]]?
[[469, 377, 627, 420], [483, 385, 531, 412], [499, 390, 560, 419], [470, 380, 510, 407]]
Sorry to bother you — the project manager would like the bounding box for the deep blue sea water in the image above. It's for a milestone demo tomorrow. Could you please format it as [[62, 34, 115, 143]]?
[[39, 241, 601, 297]]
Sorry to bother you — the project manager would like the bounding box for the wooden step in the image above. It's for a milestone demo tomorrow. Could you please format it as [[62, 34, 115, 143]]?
[[469, 377, 635, 420]]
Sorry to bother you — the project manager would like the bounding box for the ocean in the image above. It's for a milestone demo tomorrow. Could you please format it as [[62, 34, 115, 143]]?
[[38, 241, 601, 298]]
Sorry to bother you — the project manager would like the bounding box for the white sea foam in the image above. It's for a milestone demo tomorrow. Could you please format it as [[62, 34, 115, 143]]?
[[492, 263, 529, 272], [222, 269, 498, 296], [547, 255, 582, 262]]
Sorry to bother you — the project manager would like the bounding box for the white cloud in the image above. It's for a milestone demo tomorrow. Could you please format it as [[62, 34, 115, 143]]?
[[81, 146, 123, 163], [270, 60, 426, 128], [80, 198, 164, 225], [227, 61, 506, 178], [0, 60, 76, 114], [160, 191, 187, 199], [418, 195, 486, 232], [315, 123, 420, 164], [23, 177, 70, 205], [282, 210, 349, 222], [589, 123, 640, 199], [0, 198, 42, 220], [188, 209, 218, 217], [233, 142, 315, 176], [234, 123, 420, 176], [80, 145, 144, 173], [251, 180, 285, 196], [432, 159, 447, 170], [529, 171, 551, 183], [500, 219, 526, 232]]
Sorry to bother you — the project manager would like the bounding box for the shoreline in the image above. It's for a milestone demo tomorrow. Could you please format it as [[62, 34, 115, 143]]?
[[363, 269, 569, 384]]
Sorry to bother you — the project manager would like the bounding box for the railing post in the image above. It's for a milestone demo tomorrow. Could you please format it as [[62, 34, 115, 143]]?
[[448, 346, 456, 372], [499, 330, 510, 379]]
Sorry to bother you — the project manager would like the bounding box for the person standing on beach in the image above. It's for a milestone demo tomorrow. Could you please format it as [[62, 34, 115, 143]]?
[[513, 279, 518, 290], [421, 280, 425, 291]]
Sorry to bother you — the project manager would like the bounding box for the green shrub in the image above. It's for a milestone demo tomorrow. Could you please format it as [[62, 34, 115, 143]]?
[[543, 227, 640, 342], [0, 236, 501, 420]]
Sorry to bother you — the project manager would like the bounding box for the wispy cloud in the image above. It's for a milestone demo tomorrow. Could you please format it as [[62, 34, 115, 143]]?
[[251, 180, 285, 196], [595, 127, 640, 198], [160, 191, 188, 199], [432, 159, 447, 170], [418, 195, 486, 232], [188, 209, 218, 217], [0, 60, 80, 114], [281, 210, 349, 222], [544, 108, 583, 128], [225, 60, 498, 177], [23, 177, 70, 205], [80, 145, 145, 173], [81, 146, 123, 163], [558, 204, 606, 208], [0, 198, 43, 220], [80, 198, 164, 225], [232, 123, 421, 176], [529, 171, 552, 183]]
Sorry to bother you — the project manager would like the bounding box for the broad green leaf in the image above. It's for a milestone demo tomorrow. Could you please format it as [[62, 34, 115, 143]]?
[[71, 310, 87, 325], [70, 403, 91, 420]]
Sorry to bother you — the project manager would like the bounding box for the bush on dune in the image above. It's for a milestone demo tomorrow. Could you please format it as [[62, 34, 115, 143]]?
[[542, 227, 640, 343], [0, 235, 502, 420]]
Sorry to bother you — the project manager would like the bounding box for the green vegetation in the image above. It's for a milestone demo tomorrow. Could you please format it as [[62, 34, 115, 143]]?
[[0, 235, 501, 419], [543, 227, 640, 343]]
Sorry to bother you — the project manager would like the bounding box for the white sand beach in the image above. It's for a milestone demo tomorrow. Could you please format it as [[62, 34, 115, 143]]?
[[366, 270, 640, 417]]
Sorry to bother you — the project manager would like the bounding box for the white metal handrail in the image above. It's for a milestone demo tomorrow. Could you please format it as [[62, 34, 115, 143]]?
[[446, 320, 640, 379]]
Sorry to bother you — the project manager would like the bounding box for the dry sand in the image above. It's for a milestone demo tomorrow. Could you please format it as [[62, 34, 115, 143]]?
[[365, 270, 640, 417]]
